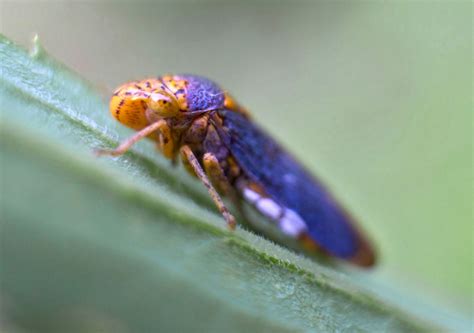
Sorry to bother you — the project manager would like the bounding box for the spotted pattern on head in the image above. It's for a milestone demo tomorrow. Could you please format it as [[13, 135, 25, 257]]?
[[110, 80, 153, 130], [110, 77, 186, 131], [160, 74, 189, 111], [111, 75, 246, 131]]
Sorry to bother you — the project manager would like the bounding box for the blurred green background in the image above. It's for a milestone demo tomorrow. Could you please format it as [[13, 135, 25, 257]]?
[[2, 1, 471, 317]]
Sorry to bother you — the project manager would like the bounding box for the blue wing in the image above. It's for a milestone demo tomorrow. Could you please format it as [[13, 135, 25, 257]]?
[[217, 110, 375, 265]]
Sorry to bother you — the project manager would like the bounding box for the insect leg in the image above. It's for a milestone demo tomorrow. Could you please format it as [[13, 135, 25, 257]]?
[[202, 153, 231, 194], [203, 152, 245, 212], [180, 150, 198, 178], [95, 119, 167, 157], [180, 145, 237, 230]]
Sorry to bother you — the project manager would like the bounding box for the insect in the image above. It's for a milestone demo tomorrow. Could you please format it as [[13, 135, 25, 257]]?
[[96, 74, 376, 267]]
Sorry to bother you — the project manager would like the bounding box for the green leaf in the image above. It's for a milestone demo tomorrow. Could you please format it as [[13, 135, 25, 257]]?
[[0, 34, 447, 332]]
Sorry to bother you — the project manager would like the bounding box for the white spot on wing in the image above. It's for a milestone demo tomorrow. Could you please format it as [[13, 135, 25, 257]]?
[[279, 209, 307, 236], [242, 185, 307, 237], [256, 198, 282, 220], [243, 188, 261, 204]]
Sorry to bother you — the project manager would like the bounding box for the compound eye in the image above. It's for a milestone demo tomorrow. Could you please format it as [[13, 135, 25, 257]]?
[[149, 92, 179, 117]]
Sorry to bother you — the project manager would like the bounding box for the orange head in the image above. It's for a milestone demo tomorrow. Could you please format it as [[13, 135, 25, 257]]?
[[109, 78, 181, 131]]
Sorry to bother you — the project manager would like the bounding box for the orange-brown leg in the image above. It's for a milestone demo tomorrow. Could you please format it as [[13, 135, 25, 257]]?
[[181, 145, 236, 230], [180, 148, 198, 178], [203, 153, 231, 194], [203, 152, 246, 221], [95, 119, 169, 157]]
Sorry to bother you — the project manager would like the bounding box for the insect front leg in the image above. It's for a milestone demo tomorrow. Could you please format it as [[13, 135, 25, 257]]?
[[180, 145, 237, 230], [95, 119, 168, 157]]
